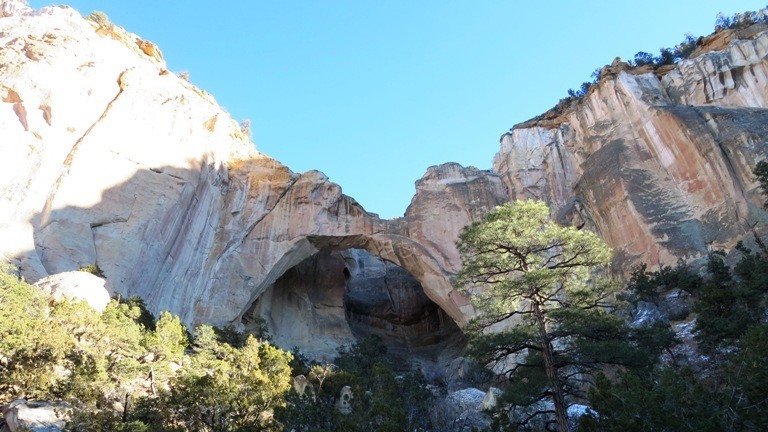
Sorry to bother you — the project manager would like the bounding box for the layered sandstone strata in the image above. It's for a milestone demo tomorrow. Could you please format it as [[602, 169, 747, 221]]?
[[493, 30, 768, 267]]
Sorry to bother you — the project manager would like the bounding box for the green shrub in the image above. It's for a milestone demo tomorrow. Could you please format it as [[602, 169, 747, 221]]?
[[85, 11, 110, 26], [755, 160, 768, 208], [715, 9, 768, 30], [78, 263, 105, 278]]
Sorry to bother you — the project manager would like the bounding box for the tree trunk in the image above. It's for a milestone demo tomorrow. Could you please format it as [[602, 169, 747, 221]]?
[[148, 366, 157, 397], [122, 393, 131, 423], [533, 301, 569, 432]]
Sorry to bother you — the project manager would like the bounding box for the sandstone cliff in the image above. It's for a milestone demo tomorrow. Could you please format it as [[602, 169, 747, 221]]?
[[3, 0, 767, 348], [493, 28, 768, 268], [0, 1, 505, 333]]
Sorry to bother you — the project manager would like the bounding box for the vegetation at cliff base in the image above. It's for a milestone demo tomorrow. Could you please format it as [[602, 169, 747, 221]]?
[[579, 242, 768, 432], [0, 267, 438, 431], [275, 336, 434, 432], [452, 191, 768, 431], [0, 266, 294, 431], [755, 160, 768, 208]]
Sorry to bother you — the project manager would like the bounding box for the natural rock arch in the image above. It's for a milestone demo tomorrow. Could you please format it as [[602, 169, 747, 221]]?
[[236, 233, 469, 328]]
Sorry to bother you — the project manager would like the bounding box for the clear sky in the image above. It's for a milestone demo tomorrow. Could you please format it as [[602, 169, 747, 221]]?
[[29, 1, 767, 218]]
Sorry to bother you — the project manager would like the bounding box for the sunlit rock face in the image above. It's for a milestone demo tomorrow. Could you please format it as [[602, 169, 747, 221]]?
[[0, 1, 505, 332], [493, 30, 768, 268], [404, 163, 509, 274], [4, 0, 768, 351], [246, 249, 465, 362]]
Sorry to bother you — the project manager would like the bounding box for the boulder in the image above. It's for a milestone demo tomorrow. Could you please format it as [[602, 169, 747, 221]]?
[[444, 357, 492, 390], [445, 388, 484, 413], [292, 375, 313, 398], [481, 387, 502, 411], [1, 399, 69, 432], [33, 271, 111, 312], [335, 386, 353, 415], [432, 388, 491, 431], [630, 301, 665, 328], [568, 404, 592, 431]]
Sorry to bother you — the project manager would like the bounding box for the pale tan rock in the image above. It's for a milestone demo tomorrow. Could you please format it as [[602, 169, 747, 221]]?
[[335, 386, 353, 415], [2, 399, 69, 432], [0, 0, 29, 18], [33, 271, 111, 311], [247, 250, 356, 360], [440, 388, 491, 429], [293, 375, 313, 398], [482, 387, 502, 411]]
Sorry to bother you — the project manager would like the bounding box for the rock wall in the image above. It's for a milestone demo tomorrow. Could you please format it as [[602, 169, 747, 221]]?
[[493, 30, 768, 267], [0, 1, 506, 330]]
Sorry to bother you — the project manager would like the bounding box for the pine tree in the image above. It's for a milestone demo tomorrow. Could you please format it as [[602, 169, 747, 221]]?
[[456, 200, 668, 431]]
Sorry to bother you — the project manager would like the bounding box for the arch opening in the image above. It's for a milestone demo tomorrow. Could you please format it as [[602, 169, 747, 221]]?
[[241, 248, 466, 369]]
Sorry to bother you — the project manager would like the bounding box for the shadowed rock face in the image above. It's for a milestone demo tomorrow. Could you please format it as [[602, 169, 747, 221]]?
[[246, 249, 465, 362], [244, 251, 355, 360], [344, 248, 464, 353], [493, 30, 768, 269]]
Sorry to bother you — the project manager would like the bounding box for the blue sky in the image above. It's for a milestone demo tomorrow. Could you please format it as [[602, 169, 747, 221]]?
[[30, 1, 767, 218]]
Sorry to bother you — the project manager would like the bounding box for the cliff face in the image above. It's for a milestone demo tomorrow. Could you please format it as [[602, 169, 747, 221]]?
[[3, 0, 768, 348], [493, 31, 768, 267], [0, 1, 506, 333]]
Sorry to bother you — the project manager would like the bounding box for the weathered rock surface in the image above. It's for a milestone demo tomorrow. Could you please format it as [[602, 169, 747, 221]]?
[[292, 375, 313, 398], [344, 249, 466, 356], [481, 387, 502, 411], [1, 399, 68, 432], [33, 271, 111, 312], [335, 386, 353, 415], [431, 388, 492, 432], [245, 250, 354, 358], [494, 28, 768, 269], [0, 1, 505, 334]]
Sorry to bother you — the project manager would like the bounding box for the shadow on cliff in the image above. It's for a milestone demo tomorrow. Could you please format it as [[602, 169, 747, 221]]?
[[24, 163, 211, 300], [17, 161, 468, 365]]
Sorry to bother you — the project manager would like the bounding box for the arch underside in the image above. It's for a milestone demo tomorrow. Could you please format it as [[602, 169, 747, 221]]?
[[237, 234, 470, 328], [236, 234, 468, 363]]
